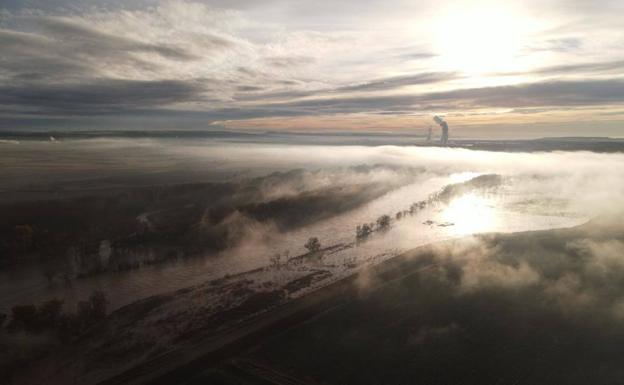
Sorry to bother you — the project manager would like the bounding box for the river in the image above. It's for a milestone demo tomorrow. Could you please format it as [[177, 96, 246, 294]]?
[[0, 171, 587, 313]]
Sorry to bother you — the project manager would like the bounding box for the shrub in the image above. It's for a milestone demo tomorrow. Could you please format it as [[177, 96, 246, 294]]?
[[304, 237, 321, 253]]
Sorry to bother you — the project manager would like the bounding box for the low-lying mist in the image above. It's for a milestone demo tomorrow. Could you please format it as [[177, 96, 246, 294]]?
[[5, 138, 624, 214], [3, 139, 624, 280], [259, 218, 624, 384]]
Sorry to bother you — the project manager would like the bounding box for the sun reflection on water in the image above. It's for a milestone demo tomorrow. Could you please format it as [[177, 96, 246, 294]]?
[[440, 193, 498, 235]]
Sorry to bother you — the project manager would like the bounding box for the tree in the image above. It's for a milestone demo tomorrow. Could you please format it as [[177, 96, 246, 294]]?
[[376, 215, 391, 230], [356, 224, 373, 239], [304, 237, 321, 253], [269, 253, 281, 268]]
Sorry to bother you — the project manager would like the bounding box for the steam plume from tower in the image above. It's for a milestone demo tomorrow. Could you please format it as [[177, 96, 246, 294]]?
[[433, 116, 449, 146]]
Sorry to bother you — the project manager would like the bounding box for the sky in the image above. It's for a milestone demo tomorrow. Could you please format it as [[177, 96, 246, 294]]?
[[1, 0, 623, 138]]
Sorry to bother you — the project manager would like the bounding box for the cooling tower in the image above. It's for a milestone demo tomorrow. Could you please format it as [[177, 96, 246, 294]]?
[[433, 116, 449, 145]]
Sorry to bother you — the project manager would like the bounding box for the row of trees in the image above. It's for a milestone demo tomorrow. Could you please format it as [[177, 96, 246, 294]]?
[[396, 200, 428, 220], [355, 198, 433, 241], [267, 237, 323, 269], [355, 215, 392, 240], [266, 197, 436, 269]]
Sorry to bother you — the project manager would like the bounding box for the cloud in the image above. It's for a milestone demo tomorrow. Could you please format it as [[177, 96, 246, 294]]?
[[531, 59, 624, 76], [336, 72, 459, 93], [0, 79, 205, 114], [0, 15, 204, 85], [33, 16, 201, 61], [1, 0, 624, 131], [264, 55, 316, 68], [427, 79, 624, 108], [233, 71, 458, 103], [265, 79, 624, 115], [524, 37, 582, 53], [394, 51, 437, 61]]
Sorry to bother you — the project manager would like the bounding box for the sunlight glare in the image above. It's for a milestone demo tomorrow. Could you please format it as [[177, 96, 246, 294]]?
[[441, 193, 498, 235], [433, 5, 535, 74]]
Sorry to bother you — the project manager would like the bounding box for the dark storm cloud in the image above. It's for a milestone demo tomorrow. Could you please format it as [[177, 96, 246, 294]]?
[[0, 79, 204, 114]]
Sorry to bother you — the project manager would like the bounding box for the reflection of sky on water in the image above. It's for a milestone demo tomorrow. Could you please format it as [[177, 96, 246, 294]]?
[[0, 172, 588, 313]]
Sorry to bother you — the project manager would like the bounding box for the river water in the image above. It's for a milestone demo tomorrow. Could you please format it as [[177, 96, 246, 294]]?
[[0, 171, 587, 313]]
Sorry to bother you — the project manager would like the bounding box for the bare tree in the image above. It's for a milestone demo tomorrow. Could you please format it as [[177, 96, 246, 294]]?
[[304, 237, 321, 253], [269, 253, 281, 268], [376, 215, 391, 230], [356, 224, 373, 239]]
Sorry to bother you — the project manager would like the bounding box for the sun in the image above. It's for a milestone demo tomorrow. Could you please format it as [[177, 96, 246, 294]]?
[[432, 5, 535, 74]]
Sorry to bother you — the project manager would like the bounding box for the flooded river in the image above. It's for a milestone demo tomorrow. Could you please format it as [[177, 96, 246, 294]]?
[[0, 171, 588, 313]]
